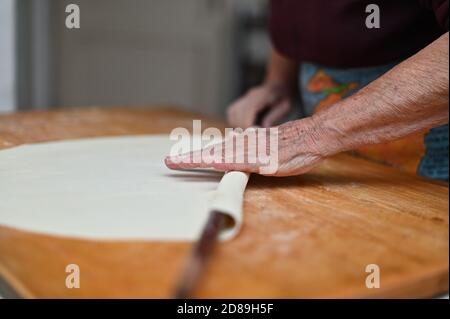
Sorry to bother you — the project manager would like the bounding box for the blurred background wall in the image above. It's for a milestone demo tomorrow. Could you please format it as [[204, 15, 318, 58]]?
[[0, 0, 15, 113], [8, 0, 271, 118]]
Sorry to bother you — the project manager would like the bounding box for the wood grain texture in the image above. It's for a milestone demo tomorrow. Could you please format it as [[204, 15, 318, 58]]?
[[0, 106, 448, 298]]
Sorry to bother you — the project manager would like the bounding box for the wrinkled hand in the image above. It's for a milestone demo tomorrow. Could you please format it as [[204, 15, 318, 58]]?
[[227, 83, 293, 129], [165, 117, 327, 177]]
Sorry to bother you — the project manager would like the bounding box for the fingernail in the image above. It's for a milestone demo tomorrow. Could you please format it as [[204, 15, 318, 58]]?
[[164, 156, 177, 168]]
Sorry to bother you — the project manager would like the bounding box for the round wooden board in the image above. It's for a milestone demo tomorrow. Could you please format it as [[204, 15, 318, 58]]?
[[0, 107, 448, 298]]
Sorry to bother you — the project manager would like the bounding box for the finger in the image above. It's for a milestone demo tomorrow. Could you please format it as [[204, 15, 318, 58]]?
[[165, 141, 226, 170], [164, 156, 210, 170], [164, 148, 202, 170], [262, 101, 290, 128], [233, 100, 254, 128], [228, 99, 249, 128], [227, 103, 239, 127], [165, 136, 263, 173], [226, 108, 233, 126], [229, 88, 277, 128], [165, 155, 259, 173], [243, 94, 273, 128]]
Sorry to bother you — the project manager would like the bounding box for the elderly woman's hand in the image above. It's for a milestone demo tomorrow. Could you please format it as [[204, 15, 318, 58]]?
[[227, 83, 293, 129], [165, 117, 328, 176]]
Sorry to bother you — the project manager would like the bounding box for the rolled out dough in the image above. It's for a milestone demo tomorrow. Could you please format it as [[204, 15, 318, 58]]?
[[0, 135, 249, 241]]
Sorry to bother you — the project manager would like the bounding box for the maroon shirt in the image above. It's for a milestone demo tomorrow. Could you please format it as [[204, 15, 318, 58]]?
[[270, 0, 449, 67]]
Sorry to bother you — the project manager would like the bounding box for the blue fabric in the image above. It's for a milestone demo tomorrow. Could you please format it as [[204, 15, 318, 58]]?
[[419, 125, 449, 181], [299, 62, 449, 181]]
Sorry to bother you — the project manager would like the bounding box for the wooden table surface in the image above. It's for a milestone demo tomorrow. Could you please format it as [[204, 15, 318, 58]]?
[[0, 107, 448, 298]]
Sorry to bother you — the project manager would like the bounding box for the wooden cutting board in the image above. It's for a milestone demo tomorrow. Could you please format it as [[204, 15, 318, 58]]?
[[0, 106, 448, 298]]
